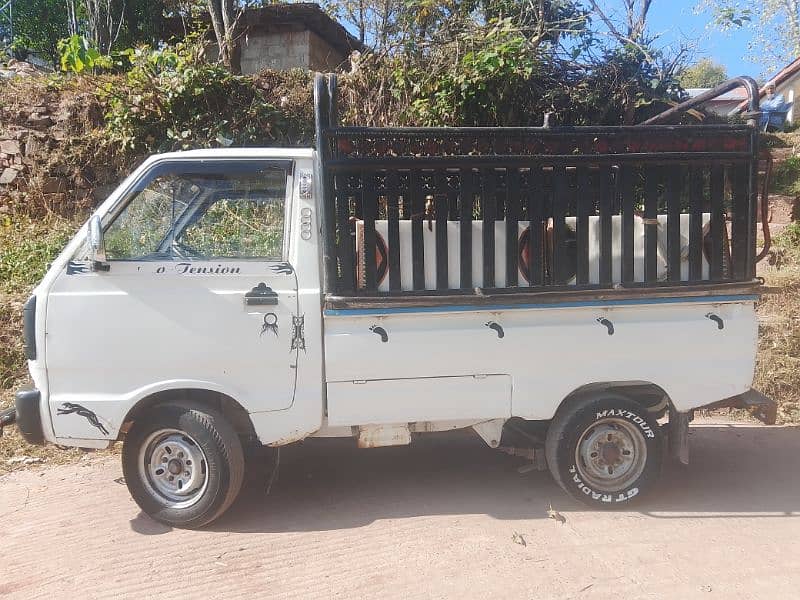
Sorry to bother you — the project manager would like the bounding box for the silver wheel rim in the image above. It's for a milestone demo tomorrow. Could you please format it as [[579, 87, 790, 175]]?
[[574, 417, 648, 492], [138, 429, 208, 508]]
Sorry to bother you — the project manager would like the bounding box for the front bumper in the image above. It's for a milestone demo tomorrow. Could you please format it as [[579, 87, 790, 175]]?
[[13, 389, 45, 445]]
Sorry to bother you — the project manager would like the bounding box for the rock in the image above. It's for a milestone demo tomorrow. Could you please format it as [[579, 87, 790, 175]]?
[[24, 136, 43, 157], [40, 176, 68, 194], [0, 139, 21, 154], [6, 456, 43, 465], [27, 113, 53, 127], [92, 184, 116, 203], [0, 167, 19, 184]]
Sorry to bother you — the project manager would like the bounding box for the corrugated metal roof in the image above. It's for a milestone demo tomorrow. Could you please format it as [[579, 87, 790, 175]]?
[[685, 88, 748, 101]]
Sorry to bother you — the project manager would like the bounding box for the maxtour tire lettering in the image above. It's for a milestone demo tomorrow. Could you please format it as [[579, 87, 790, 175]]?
[[545, 394, 663, 508], [122, 403, 245, 529]]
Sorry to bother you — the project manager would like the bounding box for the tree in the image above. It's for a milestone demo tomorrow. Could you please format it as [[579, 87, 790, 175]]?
[[8, 0, 71, 65], [700, 0, 800, 73], [206, 0, 242, 73], [84, 0, 127, 54], [678, 59, 728, 88], [582, 0, 689, 123]]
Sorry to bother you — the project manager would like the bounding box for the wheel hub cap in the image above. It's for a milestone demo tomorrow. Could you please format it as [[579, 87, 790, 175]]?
[[575, 417, 648, 492], [139, 429, 208, 508]]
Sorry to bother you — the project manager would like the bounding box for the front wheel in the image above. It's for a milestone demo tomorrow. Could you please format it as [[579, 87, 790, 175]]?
[[122, 403, 245, 528], [545, 394, 663, 508]]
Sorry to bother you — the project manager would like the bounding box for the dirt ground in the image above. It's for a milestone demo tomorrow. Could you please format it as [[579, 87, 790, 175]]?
[[1, 419, 799, 600]]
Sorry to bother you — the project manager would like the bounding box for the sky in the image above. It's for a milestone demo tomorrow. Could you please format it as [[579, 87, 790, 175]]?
[[643, 0, 763, 79]]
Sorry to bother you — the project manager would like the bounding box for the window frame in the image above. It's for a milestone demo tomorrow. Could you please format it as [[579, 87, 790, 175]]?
[[101, 158, 295, 263]]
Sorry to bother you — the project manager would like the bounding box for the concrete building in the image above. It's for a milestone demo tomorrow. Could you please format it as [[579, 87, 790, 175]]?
[[203, 3, 364, 74]]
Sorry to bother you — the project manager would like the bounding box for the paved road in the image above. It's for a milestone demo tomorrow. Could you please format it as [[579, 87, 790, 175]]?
[[1, 421, 799, 599]]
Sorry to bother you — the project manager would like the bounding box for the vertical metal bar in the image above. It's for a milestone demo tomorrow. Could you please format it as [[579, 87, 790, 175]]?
[[527, 166, 543, 287], [386, 170, 401, 292], [313, 74, 337, 295], [575, 167, 590, 285], [551, 166, 568, 285], [747, 135, 759, 278], [447, 171, 459, 220], [731, 165, 749, 280], [410, 170, 425, 290], [599, 167, 613, 285], [709, 165, 725, 280], [505, 169, 520, 287], [460, 168, 474, 289], [362, 171, 377, 292], [689, 166, 703, 281], [644, 167, 659, 283], [666, 165, 682, 282], [620, 166, 635, 284], [482, 169, 497, 288], [335, 173, 355, 294], [435, 171, 449, 290]]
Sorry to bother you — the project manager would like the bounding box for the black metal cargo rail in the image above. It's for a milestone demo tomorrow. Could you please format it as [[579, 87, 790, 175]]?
[[314, 74, 762, 306]]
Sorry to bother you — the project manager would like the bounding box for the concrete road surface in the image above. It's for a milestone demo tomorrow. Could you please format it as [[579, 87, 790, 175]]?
[[1, 420, 799, 599]]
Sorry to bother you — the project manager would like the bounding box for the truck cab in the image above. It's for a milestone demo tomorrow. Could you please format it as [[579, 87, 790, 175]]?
[[6, 75, 776, 528]]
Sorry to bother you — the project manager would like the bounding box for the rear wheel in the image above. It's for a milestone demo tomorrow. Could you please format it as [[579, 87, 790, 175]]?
[[122, 403, 245, 528], [545, 393, 663, 507]]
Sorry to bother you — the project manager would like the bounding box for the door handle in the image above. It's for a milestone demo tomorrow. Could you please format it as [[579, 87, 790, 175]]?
[[245, 283, 279, 306]]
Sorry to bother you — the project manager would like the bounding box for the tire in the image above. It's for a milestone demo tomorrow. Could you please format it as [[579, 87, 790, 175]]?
[[122, 403, 245, 529], [545, 393, 663, 508]]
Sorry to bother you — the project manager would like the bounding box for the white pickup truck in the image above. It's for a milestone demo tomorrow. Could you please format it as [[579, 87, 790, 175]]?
[[2, 75, 776, 528]]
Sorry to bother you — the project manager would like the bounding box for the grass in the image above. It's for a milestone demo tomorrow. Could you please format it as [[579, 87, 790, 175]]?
[[769, 155, 800, 198], [754, 222, 800, 424], [0, 214, 86, 474]]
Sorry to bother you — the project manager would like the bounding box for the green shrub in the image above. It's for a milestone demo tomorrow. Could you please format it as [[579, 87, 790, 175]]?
[[101, 41, 313, 153], [58, 35, 112, 73]]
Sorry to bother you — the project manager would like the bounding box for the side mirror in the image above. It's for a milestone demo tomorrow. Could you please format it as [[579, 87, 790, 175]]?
[[88, 215, 110, 272]]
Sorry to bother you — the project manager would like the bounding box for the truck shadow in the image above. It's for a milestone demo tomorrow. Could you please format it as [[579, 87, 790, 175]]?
[[208, 424, 800, 533]]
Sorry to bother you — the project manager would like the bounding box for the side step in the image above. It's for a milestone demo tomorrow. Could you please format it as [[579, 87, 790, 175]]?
[[702, 389, 778, 425]]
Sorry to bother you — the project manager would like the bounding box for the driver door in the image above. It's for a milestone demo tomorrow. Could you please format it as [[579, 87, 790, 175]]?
[[46, 159, 299, 440]]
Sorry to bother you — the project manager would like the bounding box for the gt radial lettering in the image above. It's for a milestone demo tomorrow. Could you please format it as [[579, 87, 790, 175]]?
[[595, 409, 655, 438]]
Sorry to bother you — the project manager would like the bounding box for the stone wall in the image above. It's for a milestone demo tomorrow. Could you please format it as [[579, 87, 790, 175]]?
[[0, 88, 111, 217]]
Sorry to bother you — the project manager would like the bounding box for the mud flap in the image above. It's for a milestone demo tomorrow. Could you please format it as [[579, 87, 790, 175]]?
[[668, 407, 691, 465]]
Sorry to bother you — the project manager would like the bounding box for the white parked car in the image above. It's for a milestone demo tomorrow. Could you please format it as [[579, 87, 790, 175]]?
[[2, 75, 775, 528]]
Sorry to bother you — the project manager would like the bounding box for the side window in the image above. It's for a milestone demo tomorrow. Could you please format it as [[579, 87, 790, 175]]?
[[105, 175, 187, 260], [177, 170, 286, 259], [103, 163, 288, 261]]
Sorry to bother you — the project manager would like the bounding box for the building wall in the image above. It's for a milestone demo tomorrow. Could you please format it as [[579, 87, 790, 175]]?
[[776, 77, 800, 124], [221, 29, 347, 74], [307, 30, 347, 71]]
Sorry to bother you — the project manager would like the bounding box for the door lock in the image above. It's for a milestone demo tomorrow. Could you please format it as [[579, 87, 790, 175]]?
[[245, 282, 279, 306]]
